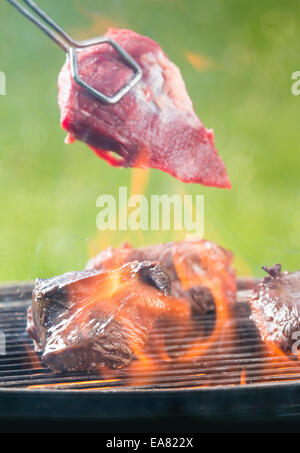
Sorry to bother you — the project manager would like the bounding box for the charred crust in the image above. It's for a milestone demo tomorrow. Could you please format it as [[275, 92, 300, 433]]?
[[137, 261, 172, 296], [186, 285, 215, 316], [262, 263, 282, 279]]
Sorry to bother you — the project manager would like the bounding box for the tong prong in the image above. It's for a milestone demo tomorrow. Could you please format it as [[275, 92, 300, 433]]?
[[6, 0, 143, 104], [70, 39, 142, 104], [6, 0, 69, 51], [22, 0, 77, 48]]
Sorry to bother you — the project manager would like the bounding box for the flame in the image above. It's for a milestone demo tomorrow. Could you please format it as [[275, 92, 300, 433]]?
[[22, 341, 41, 369], [28, 379, 119, 390], [130, 168, 150, 198], [127, 350, 159, 387], [170, 242, 235, 365], [74, 3, 120, 38], [179, 280, 231, 363], [82, 238, 237, 387], [185, 52, 215, 71], [260, 341, 300, 380], [26, 245, 300, 388], [86, 241, 236, 387], [21, 2, 300, 393], [240, 369, 246, 385], [100, 269, 121, 298]]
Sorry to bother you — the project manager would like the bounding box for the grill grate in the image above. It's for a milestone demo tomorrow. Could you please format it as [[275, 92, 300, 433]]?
[[1, 282, 300, 392]]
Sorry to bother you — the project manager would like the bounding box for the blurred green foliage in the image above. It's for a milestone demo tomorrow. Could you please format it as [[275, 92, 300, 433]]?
[[0, 0, 300, 281]]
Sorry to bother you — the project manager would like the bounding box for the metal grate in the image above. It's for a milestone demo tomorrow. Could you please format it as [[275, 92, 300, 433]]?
[[1, 281, 300, 392]]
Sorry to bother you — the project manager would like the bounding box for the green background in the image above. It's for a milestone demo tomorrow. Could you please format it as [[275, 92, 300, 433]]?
[[0, 0, 300, 282]]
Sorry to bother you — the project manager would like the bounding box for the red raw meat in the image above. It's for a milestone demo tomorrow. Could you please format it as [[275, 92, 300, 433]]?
[[58, 29, 231, 188]]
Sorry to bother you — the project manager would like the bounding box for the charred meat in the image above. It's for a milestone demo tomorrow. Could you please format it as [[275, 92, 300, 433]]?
[[86, 240, 237, 316], [250, 264, 300, 353], [27, 261, 190, 372], [58, 28, 230, 188]]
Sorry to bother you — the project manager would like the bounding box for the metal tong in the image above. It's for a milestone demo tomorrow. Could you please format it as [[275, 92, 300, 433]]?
[[6, 0, 143, 104]]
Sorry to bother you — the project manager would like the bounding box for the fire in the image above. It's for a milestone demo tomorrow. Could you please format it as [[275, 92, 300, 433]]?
[[22, 340, 41, 369], [25, 245, 300, 389], [84, 260, 300, 388], [83, 212, 238, 388], [84, 240, 236, 387], [100, 269, 122, 299], [240, 369, 246, 385], [25, 135, 300, 390], [256, 341, 300, 383], [28, 379, 119, 390], [171, 242, 235, 365], [73, 4, 120, 38], [185, 51, 214, 72], [130, 168, 150, 198]]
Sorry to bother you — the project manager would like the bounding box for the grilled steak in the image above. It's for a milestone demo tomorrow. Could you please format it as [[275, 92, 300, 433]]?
[[86, 240, 237, 316], [27, 261, 191, 372], [58, 28, 230, 188], [250, 264, 300, 353]]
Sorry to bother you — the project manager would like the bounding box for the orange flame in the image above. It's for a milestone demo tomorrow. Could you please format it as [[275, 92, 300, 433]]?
[[28, 379, 119, 390], [185, 51, 215, 72], [240, 369, 246, 385], [86, 240, 236, 387], [26, 252, 300, 389], [74, 3, 120, 38]]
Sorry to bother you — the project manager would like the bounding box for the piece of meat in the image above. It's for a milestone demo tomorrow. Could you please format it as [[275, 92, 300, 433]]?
[[27, 261, 190, 372], [58, 28, 231, 188], [250, 264, 300, 353], [86, 240, 237, 316]]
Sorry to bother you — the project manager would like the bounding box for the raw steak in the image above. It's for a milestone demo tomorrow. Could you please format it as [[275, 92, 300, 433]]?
[[58, 28, 231, 188]]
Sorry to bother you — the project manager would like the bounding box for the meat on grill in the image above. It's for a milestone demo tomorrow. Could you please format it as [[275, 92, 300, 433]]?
[[27, 261, 191, 372], [250, 264, 300, 353], [86, 240, 237, 316], [58, 28, 231, 188]]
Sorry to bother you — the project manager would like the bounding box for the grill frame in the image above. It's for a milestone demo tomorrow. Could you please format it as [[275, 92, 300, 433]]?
[[2, 381, 300, 421], [1, 280, 300, 422]]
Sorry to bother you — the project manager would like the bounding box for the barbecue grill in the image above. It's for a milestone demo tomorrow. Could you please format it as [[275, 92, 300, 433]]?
[[2, 279, 300, 433]]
